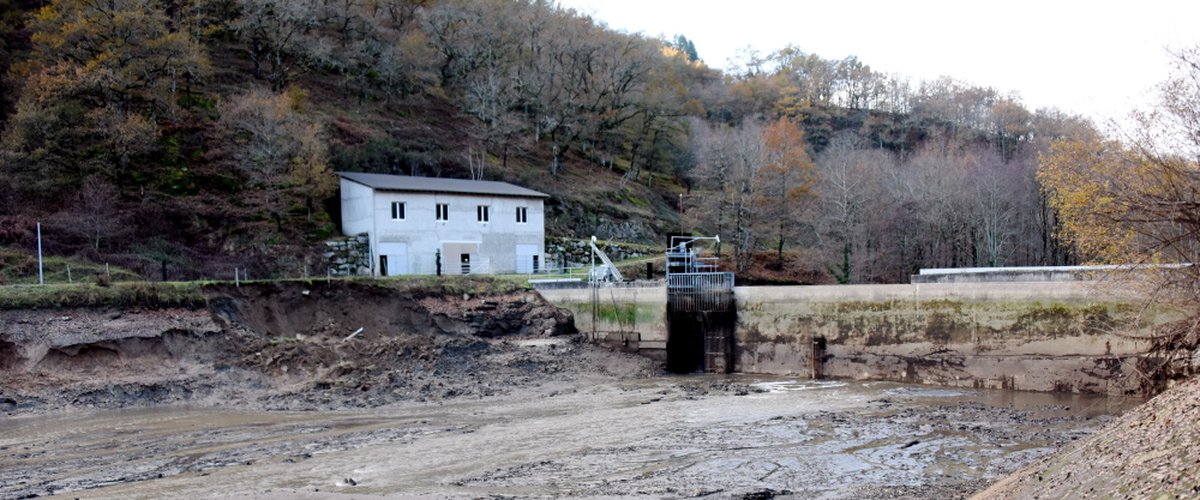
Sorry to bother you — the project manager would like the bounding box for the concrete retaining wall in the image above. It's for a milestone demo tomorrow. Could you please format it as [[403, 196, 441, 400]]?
[[540, 286, 667, 355], [538, 282, 1179, 394]]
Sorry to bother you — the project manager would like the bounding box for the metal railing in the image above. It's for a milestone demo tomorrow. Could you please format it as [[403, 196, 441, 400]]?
[[666, 272, 734, 312], [666, 272, 734, 290]]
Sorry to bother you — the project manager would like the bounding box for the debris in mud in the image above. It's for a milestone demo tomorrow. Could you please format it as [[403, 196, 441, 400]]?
[[0, 281, 653, 415], [737, 488, 793, 499]]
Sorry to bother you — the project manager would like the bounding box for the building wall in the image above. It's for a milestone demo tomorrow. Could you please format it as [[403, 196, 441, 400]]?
[[363, 189, 544, 275], [340, 178, 375, 237]]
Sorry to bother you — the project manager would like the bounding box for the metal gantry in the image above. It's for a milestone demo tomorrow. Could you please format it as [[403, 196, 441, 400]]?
[[665, 235, 736, 373], [666, 236, 734, 313]]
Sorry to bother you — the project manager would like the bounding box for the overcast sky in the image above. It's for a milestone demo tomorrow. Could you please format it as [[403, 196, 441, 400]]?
[[556, 0, 1200, 127]]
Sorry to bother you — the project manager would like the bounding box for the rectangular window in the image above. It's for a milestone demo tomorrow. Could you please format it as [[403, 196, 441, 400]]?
[[477, 205, 489, 222], [436, 203, 449, 221], [516, 206, 528, 224], [391, 201, 405, 220]]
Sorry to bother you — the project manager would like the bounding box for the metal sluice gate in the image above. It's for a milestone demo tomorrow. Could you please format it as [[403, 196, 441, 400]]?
[[665, 236, 736, 373]]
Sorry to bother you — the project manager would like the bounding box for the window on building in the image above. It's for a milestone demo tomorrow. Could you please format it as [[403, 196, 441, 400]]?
[[516, 206, 528, 223], [477, 205, 489, 222], [391, 202, 405, 220], [436, 203, 449, 221]]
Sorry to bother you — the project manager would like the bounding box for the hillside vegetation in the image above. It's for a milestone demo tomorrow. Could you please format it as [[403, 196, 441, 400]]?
[[0, 0, 1102, 283]]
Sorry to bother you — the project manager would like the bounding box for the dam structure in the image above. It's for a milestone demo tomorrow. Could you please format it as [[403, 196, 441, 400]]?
[[539, 276, 1180, 395], [664, 237, 735, 373]]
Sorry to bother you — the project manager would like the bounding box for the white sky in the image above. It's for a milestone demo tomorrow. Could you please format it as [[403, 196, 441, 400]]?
[[557, 0, 1200, 127]]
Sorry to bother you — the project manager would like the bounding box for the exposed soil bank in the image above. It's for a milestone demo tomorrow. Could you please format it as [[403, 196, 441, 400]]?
[[974, 375, 1200, 498], [0, 279, 653, 415]]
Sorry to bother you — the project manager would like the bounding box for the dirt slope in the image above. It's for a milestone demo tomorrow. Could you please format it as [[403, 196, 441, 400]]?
[[0, 280, 658, 414], [974, 376, 1200, 498]]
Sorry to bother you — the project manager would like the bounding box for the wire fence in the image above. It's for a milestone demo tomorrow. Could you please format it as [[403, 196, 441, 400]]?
[[1, 232, 660, 287], [0, 251, 638, 288]]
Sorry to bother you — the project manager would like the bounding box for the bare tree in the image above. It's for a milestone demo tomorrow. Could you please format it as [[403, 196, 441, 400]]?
[[75, 176, 125, 252], [219, 87, 334, 226], [231, 0, 322, 90], [812, 134, 884, 283]]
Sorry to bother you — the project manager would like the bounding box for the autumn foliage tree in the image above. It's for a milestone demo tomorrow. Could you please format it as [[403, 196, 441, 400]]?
[[690, 117, 814, 274], [1040, 49, 1200, 296], [1, 0, 208, 196], [759, 117, 814, 270], [1039, 47, 1200, 386], [218, 87, 337, 227]]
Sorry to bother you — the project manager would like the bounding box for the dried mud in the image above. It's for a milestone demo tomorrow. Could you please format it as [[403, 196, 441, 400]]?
[[0, 377, 1138, 499]]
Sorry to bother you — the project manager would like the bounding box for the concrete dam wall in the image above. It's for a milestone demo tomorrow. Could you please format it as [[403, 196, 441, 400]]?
[[538, 282, 1178, 394]]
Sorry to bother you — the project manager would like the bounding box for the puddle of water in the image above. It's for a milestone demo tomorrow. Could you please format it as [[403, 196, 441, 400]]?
[[881, 386, 971, 398], [751, 379, 848, 394], [512, 338, 570, 348]]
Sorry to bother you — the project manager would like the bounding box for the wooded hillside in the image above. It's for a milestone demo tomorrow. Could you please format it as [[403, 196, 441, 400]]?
[[0, 0, 1101, 283]]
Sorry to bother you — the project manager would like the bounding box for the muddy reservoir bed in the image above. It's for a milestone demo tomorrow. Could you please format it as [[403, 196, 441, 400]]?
[[0, 376, 1138, 499]]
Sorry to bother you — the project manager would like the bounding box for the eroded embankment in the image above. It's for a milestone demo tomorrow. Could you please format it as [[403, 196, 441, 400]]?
[[974, 375, 1200, 498], [0, 279, 653, 414]]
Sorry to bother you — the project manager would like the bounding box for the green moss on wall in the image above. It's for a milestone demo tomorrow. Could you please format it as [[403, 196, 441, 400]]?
[[744, 298, 1165, 346]]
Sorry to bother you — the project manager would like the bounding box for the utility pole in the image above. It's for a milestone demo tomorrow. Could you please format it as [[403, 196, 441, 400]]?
[[36, 222, 44, 285], [591, 236, 598, 339], [678, 193, 684, 235]]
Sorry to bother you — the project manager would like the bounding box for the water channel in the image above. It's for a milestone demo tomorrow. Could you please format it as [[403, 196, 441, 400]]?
[[0, 375, 1139, 499]]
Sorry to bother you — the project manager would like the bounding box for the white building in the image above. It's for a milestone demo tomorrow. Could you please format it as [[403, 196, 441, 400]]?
[[339, 172, 549, 276]]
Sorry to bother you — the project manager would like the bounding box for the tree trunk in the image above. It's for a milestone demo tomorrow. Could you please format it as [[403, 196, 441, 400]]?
[[776, 220, 785, 271]]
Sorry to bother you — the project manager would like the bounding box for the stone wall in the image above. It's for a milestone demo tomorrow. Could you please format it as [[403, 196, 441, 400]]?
[[325, 234, 370, 276], [545, 237, 659, 270]]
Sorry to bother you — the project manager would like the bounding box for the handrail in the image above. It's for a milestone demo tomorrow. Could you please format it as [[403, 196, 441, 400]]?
[[590, 236, 625, 282]]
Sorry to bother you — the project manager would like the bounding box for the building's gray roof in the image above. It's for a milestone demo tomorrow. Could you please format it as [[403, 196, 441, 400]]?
[[339, 172, 549, 198]]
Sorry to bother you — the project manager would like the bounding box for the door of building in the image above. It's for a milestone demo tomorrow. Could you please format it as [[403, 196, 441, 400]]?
[[378, 242, 408, 276], [516, 244, 539, 274], [441, 242, 480, 275]]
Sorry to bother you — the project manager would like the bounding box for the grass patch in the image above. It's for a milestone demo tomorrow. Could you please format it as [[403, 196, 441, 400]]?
[[360, 274, 532, 295], [1, 275, 535, 310], [0, 247, 141, 285], [209, 274, 534, 296], [0, 281, 208, 310]]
